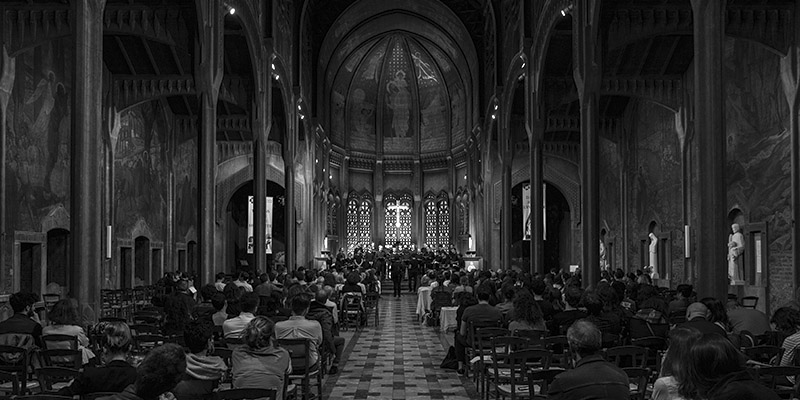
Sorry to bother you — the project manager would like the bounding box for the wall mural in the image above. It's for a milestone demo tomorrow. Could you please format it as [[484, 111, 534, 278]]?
[[114, 101, 170, 240], [6, 39, 72, 233], [174, 137, 197, 241], [383, 38, 416, 153], [411, 41, 448, 152], [348, 38, 386, 151]]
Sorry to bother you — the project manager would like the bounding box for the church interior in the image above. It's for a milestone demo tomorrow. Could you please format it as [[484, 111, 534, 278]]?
[[0, 0, 798, 398]]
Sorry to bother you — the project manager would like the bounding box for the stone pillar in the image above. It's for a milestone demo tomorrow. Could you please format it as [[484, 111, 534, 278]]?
[[374, 160, 384, 244], [575, 1, 602, 287], [529, 131, 544, 275], [692, 0, 728, 300], [71, 0, 106, 314], [196, 0, 223, 285], [284, 112, 297, 271], [501, 161, 512, 271], [414, 160, 423, 248], [783, 9, 800, 292], [0, 46, 15, 289], [254, 52, 272, 273]]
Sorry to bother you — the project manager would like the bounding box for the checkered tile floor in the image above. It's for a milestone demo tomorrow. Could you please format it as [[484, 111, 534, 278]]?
[[324, 292, 478, 399]]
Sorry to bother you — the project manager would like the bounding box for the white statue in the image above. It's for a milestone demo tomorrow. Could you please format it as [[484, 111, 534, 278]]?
[[648, 233, 658, 275], [728, 223, 745, 282]]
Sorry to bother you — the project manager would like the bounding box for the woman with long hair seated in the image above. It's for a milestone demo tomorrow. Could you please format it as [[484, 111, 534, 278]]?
[[43, 298, 96, 365], [57, 321, 137, 396], [231, 316, 292, 400], [651, 326, 702, 400], [508, 292, 546, 333], [673, 333, 780, 400]]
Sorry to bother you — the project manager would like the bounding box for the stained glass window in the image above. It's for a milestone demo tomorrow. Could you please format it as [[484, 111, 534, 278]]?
[[384, 192, 413, 249], [346, 191, 373, 249], [424, 191, 450, 249]]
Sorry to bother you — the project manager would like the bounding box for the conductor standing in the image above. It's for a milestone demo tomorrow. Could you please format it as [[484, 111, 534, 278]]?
[[391, 257, 404, 298]]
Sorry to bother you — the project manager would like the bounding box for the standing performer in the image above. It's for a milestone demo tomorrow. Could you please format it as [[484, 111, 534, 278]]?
[[391, 257, 404, 298]]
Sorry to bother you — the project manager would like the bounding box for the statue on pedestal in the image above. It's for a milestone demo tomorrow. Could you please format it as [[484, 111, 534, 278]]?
[[648, 233, 658, 275], [728, 223, 745, 283]]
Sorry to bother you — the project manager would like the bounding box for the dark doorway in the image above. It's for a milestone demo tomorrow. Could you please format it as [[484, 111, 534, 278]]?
[[151, 248, 162, 283], [187, 241, 197, 276], [177, 249, 186, 272], [120, 247, 132, 289], [46, 229, 70, 295], [134, 237, 150, 286], [20, 243, 42, 293], [226, 180, 286, 273], [544, 182, 571, 273]]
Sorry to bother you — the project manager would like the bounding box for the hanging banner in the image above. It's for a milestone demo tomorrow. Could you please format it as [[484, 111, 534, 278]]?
[[247, 196, 274, 254], [265, 197, 273, 254], [523, 183, 531, 241], [247, 196, 255, 254]]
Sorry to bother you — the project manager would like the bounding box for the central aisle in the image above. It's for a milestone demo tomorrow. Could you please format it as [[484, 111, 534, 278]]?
[[324, 292, 478, 399]]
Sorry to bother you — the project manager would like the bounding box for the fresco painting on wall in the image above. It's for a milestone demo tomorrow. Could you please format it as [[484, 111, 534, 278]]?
[[411, 41, 448, 152], [383, 38, 416, 153], [175, 137, 198, 240], [114, 101, 169, 238], [348, 39, 384, 151], [6, 39, 72, 233]]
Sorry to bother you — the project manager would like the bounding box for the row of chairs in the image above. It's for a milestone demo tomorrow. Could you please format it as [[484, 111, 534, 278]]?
[[100, 287, 160, 320]]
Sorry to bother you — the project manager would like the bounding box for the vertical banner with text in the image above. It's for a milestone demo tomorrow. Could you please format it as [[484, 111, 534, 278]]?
[[523, 184, 531, 241], [247, 196, 274, 254]]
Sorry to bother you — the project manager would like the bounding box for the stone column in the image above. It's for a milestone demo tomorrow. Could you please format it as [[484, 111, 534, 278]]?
[[284, 111, 297, 271], [575, 1, 602, 287], [71, 0, 106, 314], [501, 161, 512, 271], [529, 84, 545, 275], [253, 51, 271, 273], [196, 0, 223, 285], [692, 0, 728, 300], [782, 8, 800, 292], [0, 47, 15, 289], [374, 160, 384, 244]]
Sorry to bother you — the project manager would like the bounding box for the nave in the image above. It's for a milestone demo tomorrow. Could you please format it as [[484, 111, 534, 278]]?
[[325, 292, 477, 400]]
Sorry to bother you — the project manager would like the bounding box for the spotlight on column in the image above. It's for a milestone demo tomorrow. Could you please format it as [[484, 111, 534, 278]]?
[[223, 2, 235, 15], [560, 5, 573, 17], [491, 113, 496, 120]]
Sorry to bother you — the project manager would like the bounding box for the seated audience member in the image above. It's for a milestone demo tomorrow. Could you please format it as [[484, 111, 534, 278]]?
[[668, 284, 693, 316], [495, 286, 515, 315], [100, 343, 186, 400], [58, 322, 137, 396], [530, 279, 557, 321], [772, 307, 800, 378], [455, 290, 503, 375], [231, 317, 292, 400], [550, 286, 588, 335], [163, 279, 196, 336], [172, 320, 227, 400], [676, 302, 726, 337], [306, 289, 345, 374], [275, 293, 324, 367], [192, 284, 218, 321], [0, 291, 43, 348], [610, 269, 627, 301], [508, 292, 546, 333], [341, 272, 366, 295], [674, 334, 780, 400], [548, 320, 629, 399], [223, 292, 259, 339], [452, 275, 473, 301], [214, 272, 227, 292], [727, 298, 770, 335], [234, 272, 253, 292], [223, 284, 246, 318], [211, 293, 228, 326], [43, 298, 96, 365], [701, 297, 732, 334], [583, 291, 620, 335], [652, 327, 703, 400]]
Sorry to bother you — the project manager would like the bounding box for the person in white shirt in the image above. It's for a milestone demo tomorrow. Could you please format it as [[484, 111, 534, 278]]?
[[214, 272, 227, 292], [223, 292, 259, 339], [233, 272, 253, 292]]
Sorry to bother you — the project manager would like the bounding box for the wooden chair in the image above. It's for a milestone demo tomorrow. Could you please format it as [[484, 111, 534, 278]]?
[[741, 296, 759, 309], [39, 349, 82, 370], [543, 336, 570, 369], [364, 292, 380, 327], [482, 336, 531, 398], [513, 330, 547, 347], [98, 317, 126, 324], [743, 345, 785, 366], [339, 293, 364, 331], [133, 334, 166, 355], [212, 347, 233, 384], [755, 366, 800, 399], [605, 346, 648, 369], [0, 370, 19, 397], [630, 336, 667, 375], [0, 345, 38, 395], [36, 366, 80, 393], [527, 368, 562, 399], [130, 323, 160, 336], [489, 349, 553, 400], [467, 324, 507, 381], [278, 338, 322, 400], [623, 367, 651, 400], [12, 395, 72, 400], [214, 388, 277, 400]]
